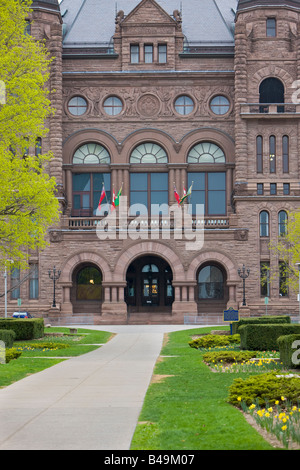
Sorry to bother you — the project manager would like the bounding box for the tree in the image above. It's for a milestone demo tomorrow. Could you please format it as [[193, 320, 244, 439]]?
[[0, 0, 59, 269]]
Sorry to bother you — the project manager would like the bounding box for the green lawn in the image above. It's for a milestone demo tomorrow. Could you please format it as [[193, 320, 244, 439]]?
[[130, 327, 277, 450], [0, 327, 113, 388]]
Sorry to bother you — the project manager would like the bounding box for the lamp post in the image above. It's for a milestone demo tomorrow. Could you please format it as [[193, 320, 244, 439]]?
[[48, 266, 61, 308], [238, 264, 250, 306], [296, 263, 300, 322]]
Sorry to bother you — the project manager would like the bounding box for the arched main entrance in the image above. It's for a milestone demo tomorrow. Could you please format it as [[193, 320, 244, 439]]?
[[196, 263, 228, 313], [71, 263, 103, 313], [125, 256, 174, 313]]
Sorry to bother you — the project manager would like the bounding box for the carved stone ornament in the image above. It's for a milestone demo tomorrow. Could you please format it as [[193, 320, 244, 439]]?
[[137, 94, 161, 117], [234, 229, 249, 241], [50, 231, 63, 243]]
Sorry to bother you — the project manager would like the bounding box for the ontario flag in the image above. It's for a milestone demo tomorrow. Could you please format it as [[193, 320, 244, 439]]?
[[111, 185, 122, 211], [98, 184, 106, 210], [174, 184, 180, 206]]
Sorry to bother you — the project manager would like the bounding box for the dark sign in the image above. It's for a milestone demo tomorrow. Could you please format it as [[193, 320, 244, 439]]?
[[223, 307, 239, 323]]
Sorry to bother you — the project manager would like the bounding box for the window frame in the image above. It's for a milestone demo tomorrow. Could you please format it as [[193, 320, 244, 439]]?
[[256, 135, 263, 173], [144, 44, 153, 63], [260, 210, 269, 237], [72, 172, 111, 217], [158, 44, 167, 63], [282, 135, 289, 173], [187, 172, 226, 216], [129, 172, 169, 216], [266, 18, 276, 37], [29, 264, 39, 300], [130, 44, 140, 63]]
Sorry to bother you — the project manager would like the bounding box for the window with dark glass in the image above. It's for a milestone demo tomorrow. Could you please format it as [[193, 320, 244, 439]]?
[[187, 172, 226, 216], [260, 211, 269, 237], [260, 262, 270, 297], [77, 266, 102, 301], [256, 136, 263, 173], [130, 173, 168, 216], [283, 183, 290, 195], [29, 264, 39, 299], [11, 268, 20, 300], [278, 210, 287, 236], [270, 183, 277, 195], [266, 18, 276, 37], [72, 173, 111, 216], [130, 45, 139, 63], [144, 44, 153, 63], [35, 138, 42, 157], [257, 183, 264, 195], [158, 44, 167, 63], [198, 265, 224, 300], [279, 261, 288, 297], [259, 78, 284, 113], [269, 135, 276, 173], [282, 135, 289, 173]]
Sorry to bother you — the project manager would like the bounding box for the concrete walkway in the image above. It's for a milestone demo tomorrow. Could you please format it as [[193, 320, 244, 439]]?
[[0, 325, 198, 450]]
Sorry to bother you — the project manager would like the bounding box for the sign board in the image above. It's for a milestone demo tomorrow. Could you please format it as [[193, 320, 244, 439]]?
[[223, 307, 239, 323], [264, 297, 269, 305], [17, 298, 22, 307]]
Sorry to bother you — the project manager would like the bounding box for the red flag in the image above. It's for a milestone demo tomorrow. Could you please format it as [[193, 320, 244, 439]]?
[[174, 184, 180, 206], [98, 185, 106, 209]]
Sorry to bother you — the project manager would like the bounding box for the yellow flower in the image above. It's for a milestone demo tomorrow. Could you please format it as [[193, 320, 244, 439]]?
[[265, 412, 270, 418], [237, 396, 242, 402], [268, 407, 273, 413], [282, 425, 287, 431], [249, 404, 256, 410], [275, 400, 279, 405], [281, 396, 286, 402]]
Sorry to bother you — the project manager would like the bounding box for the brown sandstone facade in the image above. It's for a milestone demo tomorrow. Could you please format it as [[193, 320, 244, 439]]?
[[3, 0, 300, 324]]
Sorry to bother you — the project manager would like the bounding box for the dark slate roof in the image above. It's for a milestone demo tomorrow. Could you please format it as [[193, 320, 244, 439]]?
[[60, 0, 238, 48], [237, 0, 300, 11], [31, 0, 60, 10]]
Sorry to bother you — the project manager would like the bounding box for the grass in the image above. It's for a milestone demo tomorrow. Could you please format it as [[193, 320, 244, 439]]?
[[130, 327, 278, 450], [0, 327, 112, 388]]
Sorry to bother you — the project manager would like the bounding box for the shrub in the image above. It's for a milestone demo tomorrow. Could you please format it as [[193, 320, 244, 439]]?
[[203, 350, 256, 364], [239, 324, 300, 351], [21, 342, 70, 350], [0, 318, 44, 340], [232, 315, 290, 335], [0, 329, 16, 348], [228, 371, 300, 407], [277, 334, 300, 369], [5, 348, 22, 363], [188, 334, 240, 349]]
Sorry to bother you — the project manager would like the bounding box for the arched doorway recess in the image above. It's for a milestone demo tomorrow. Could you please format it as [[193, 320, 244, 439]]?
[[71, 263, 103, 313], [196, 262, 228, 313]]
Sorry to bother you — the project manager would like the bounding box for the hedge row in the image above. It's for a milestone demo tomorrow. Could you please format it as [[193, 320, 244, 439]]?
[[0, 329, 16, 348], [277, 334, 300, 369], [232, 315, 290, 335], [0, 318, 44, 340], [239, 324, 300, 351]]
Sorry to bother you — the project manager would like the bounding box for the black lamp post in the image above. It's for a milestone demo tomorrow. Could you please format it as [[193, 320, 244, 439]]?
[[238, 264, 250, 306], [48, 266, 61, 308]]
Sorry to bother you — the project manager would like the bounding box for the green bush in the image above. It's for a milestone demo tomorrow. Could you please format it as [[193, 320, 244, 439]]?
[[239, 324, 300, 351], [203, 350, 256, 364], [232, 315, 290, 335], [277, 334, 300, 369], [188, 334, 240, 349], [21, 342, 70, 350], [5, 348, 22, 363], [0, 329, 16, 348], [228, 372, 300, 407], [0, 318, 44, 340]]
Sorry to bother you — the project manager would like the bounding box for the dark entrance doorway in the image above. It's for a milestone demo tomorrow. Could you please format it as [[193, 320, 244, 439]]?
[[71, 263, 103, 313], [196, 263, 228, 313], [125, 256, 174, 312]]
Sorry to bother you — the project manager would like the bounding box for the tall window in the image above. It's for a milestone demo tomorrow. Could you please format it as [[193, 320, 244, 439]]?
[[260, 211, 269, 237], [260, 262, 270, 297], [130, 45, 139, 63], [73, 173, 111, 216], [282, 135, 289, 173], [198, 265, 224, 300], [158, 44, 167, 63], [29, 264, 39, 299], [269, 135, 276, 173], [11, 268, 20, 300], [144, 44, 153, 63], [188, 172, 226, 216], [278, 210, 287, 236], [256, 136, 263, 173], [279, 261, 288, 297], [130, 173, 168, 216], [259, 77, 284, 113], [266, 18, 276, 37]]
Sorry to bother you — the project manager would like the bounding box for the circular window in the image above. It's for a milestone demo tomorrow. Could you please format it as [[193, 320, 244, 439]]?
[[174, 95, 194, 115], [210, 96, 230, 115], [130, 142, 168, 164], [73, 143, 110, 165], [187, 142, 225, 164], [68, 96, 88, 116], [103, 96, 123, 116]]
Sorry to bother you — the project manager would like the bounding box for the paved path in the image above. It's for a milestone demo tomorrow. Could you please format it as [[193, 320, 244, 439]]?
[[0, 325, 197, 450]]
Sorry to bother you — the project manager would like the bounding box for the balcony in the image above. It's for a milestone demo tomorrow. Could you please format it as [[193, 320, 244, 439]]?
[[240, 103, 300, 119]]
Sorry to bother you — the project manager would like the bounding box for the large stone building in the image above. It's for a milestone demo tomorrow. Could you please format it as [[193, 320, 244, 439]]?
[[4, 0, 300, 324]]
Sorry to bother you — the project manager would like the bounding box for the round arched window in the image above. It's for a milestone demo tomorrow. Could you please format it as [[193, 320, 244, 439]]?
[[187, 142, 225, 164], [174, 95, 194, 115], [210, 96, 230, 115], [198, 265, 224, 299], [103, 96, 123, 116], [68, 96, 88, 116], [73, 143, 110, 165], [130, 142, 168, 164]]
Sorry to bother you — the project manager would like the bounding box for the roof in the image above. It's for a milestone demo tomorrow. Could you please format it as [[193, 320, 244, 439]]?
[[31, 0, 60, 11], [60, 0, 238, 48], [237, 0, 300, 11]]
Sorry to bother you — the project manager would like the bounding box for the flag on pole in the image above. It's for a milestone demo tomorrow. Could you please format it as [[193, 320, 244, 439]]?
[[111, 185, 122, 211], [98, 184, 106, 209], [174, 183, 180, 206], [179, 183, 193, 205]]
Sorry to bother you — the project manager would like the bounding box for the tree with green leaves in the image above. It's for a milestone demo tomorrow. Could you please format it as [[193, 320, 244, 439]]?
[[0, 0, 59, 269]]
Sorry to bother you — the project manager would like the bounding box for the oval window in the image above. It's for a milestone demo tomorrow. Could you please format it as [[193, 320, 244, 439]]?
[[210, 96, 230, 115]]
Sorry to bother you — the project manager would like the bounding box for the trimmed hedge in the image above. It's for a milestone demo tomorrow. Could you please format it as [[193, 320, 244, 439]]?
[[277, 334, 300, 369], [239, 324, 300, 351], [0, 318, 44, 340], [0, 329, 16, 348], [232, 315, 290, 335], [188, 334, 240, 349]]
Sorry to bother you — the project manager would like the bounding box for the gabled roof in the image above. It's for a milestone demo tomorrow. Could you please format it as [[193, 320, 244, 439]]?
[[60, 0, 237, 48]]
